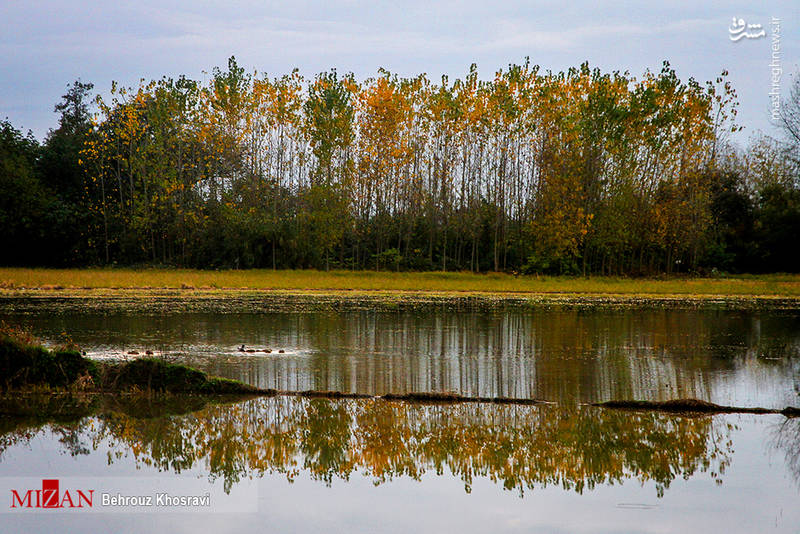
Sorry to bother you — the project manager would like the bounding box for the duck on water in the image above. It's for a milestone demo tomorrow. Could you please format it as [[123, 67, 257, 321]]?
[[239, 345, 285, 354]]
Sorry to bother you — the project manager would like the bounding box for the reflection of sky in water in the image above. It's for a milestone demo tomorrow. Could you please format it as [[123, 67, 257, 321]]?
[[3, 308, 800, 406], [0, 398, 799, 533]]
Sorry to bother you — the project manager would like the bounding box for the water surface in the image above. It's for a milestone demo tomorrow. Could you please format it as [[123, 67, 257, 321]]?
[[2, 303, 800, 532], [4, 306, 799, 406], [0, 396, 799, 532]]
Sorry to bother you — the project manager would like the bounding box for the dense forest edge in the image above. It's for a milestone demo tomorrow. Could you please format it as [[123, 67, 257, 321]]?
[[2, 57, 799, 275]]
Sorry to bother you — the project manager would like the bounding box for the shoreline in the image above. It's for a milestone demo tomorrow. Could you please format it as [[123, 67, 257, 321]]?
[[2, 389, 798, 418]]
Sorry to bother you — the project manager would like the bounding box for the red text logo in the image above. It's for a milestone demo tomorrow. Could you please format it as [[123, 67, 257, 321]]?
[[10, 479, 93, 509]]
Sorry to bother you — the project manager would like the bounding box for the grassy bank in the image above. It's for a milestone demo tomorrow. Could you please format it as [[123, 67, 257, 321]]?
[[0, 325, 262, 395], [1, 268, 799, 297]]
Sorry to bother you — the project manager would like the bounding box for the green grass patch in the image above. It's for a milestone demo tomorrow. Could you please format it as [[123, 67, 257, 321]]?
[[0, 324, 96, 390], [0, 268, 799, 297], [98, 358, 260, 394]]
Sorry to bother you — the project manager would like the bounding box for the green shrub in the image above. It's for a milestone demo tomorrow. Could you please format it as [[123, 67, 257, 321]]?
[[0, 338, 96, 390]]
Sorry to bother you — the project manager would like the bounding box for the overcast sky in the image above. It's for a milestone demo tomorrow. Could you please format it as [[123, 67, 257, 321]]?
[[1, 1, 797, 145]]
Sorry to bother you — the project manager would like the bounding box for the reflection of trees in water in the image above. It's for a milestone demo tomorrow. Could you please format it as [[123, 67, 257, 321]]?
[[12, 309, 800, 404], [0, 395, 97, 459], [299, 400, 355, 484], [769, 417, 800, 489], [187, 309, 800, 404], [0, 397, 734, 496], [0, 423, 91, 458]]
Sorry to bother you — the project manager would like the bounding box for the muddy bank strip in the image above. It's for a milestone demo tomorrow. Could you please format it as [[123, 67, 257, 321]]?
[[593, 398, 800, 417], [263, 390, 800, 413]]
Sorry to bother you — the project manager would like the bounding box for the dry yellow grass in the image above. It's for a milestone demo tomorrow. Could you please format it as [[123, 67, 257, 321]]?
[[0, 268, 798, 297]]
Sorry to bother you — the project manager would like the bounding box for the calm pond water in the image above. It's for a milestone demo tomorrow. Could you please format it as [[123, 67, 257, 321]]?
[[3, 306, 799, 406], [1, 303, 799, 532]]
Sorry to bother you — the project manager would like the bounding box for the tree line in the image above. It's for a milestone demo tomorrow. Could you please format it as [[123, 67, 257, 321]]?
[[2, 57, 799, 273]]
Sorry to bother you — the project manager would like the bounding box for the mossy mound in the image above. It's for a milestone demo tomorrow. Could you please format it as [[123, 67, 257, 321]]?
[[594, 398, 799, 416], [0, 337, 96, 390], [0, 333, 258, 395], [97, 358, 259, 394]]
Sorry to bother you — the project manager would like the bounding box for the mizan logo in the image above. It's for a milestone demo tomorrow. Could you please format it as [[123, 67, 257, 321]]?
[[10, 479, 94, 509]]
